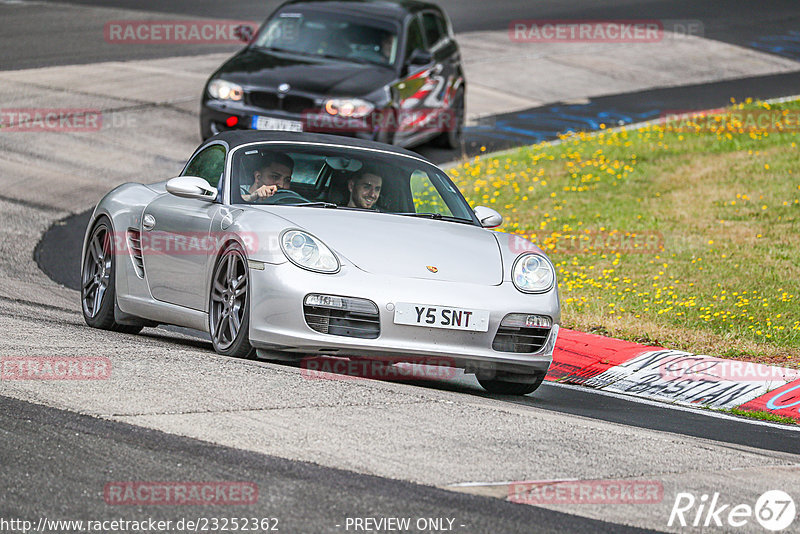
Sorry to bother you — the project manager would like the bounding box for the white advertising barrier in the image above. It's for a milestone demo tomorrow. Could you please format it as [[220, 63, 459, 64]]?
[[584, 350, 800, 409]]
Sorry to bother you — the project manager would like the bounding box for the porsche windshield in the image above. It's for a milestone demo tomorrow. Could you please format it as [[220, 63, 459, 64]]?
[[252, 9, 399, 66], [230, 144, 477, 224]]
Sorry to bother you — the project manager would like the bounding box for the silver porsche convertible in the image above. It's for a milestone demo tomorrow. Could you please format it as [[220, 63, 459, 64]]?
[[81, 132, 559, 394]]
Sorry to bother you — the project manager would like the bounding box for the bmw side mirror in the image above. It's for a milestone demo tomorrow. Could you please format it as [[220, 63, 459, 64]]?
[[407, 48, 433, 67], [473, 206, 503, 228], [166, 176, 218, 201], [233, 24, 255, 44]]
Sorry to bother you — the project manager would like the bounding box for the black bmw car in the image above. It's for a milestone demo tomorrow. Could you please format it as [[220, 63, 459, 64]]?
[[200, 0, 465, 149]]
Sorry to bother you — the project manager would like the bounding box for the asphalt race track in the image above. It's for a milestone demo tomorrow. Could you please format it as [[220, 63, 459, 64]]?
[[1, 395, 658, 534], [4, 1, 800, 533], [11, 0, 800, 67]]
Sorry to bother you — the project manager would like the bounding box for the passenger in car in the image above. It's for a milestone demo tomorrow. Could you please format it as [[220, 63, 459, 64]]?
[[241, 153, 294, 202], [347, 170, 382, 210], [379, 31, 395, 62]]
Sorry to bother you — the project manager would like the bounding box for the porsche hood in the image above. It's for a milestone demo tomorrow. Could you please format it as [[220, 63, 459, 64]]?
[[261, 208, 504, 285]]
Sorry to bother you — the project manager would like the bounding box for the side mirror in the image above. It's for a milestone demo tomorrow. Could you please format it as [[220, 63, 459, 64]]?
[[166, 176, 218, 201], [233, 23, 255, 44], [473, 206, 502, 228], [407, 48, 433, 66]]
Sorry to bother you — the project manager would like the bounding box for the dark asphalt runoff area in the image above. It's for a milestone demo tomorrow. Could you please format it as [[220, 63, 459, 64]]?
[[0, 395, 657, 534], [15, 0, 800, 68]]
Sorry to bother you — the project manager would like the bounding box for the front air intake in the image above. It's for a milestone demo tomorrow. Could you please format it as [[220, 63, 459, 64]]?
[[492, 313, 552, 353], [303, 294, 380, 339]]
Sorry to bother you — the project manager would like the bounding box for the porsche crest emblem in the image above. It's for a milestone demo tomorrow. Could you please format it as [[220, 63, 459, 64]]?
[[426, 266, 438, 273]]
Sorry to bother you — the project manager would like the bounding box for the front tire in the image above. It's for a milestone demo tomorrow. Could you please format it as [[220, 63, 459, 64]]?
[[478, 372, 546, 396], [374, 109, 396, 146], [209, 242, 255, 359], [433, 89, 464, 149], [81, 217, 142, 334]]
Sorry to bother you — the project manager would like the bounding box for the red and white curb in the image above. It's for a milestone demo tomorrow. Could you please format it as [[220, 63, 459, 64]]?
[[547, 329, 800, 422]]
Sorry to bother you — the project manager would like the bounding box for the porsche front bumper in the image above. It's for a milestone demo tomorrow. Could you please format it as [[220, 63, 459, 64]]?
[[248, 261, 560, 376]]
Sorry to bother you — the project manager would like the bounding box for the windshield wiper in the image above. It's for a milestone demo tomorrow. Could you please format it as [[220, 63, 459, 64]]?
[[299, 204, 385, 213], [395, 212, 442, 219], [253, 46, 381, 66], [295, 202, 339, 209], [394, 212, 476, 225], [321, 54, 390, 67], [255, 47, 341, 61], [254, 46, 317, 57], [254, 45, 290, 53], [297, 52, 374, 66]]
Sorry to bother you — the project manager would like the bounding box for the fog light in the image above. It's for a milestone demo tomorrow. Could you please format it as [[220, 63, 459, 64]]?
[[226, 116, 239, 127], [304, 294, 378, 315], [500, 313, 552, 329], [305, 294, 344, 309]]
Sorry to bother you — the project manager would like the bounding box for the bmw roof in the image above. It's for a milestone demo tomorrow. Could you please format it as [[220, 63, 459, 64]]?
[[277, 0, 441, 20]]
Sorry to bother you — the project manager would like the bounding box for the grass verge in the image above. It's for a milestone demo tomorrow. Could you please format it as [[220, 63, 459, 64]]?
[[720, 407, 798, 425], [450, 98, 800, 367]]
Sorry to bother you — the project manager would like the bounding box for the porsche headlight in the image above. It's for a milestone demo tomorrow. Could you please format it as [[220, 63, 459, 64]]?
[[208, 79, 243, 101], [280, 230, 339, 273], [324, 98, 374, 118], [512, 254, 555, 293]]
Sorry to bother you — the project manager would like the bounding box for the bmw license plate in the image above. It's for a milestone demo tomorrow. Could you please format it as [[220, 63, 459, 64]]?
[[393, 303, 490, 332], [251, 115, 303, 132]]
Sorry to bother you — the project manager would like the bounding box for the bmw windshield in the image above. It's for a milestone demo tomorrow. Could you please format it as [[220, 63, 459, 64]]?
[[252, 9, 400, 67]]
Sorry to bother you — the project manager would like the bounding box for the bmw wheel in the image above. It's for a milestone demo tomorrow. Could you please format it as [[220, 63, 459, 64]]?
[[209, 242, 255, 358], [434, 89, 464, 149]]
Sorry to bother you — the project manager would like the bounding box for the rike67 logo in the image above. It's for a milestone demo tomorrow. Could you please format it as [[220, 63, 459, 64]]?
[[669, 490, 796, 531]]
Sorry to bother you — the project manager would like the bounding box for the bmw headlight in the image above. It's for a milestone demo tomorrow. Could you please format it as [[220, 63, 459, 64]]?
[[208, 79, 243, 101], [512, 254, 555, 293], [280, 230, 340, 273], [324, 98, 374, 118]]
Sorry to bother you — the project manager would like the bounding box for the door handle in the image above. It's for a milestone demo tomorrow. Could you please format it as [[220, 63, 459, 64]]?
[[143, 214, 156, 231]]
